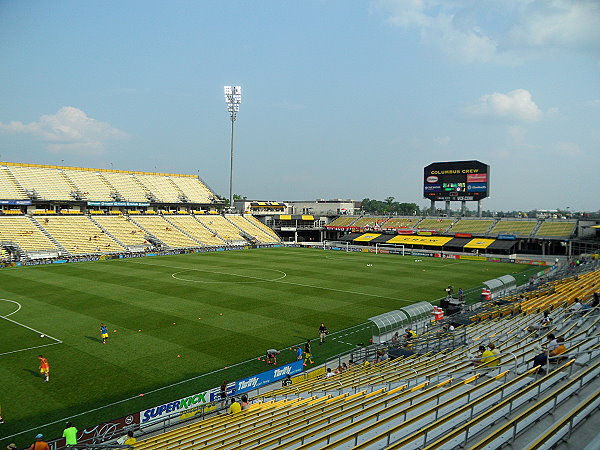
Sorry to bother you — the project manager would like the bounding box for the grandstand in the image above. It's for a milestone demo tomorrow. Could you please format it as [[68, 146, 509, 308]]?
[[92, 215, 152, 248], [63, 170, 117, 201], [327, 216, 358, 227], [0, 166, 27, 199], [226, 215, 280, 244], [9, 166, 76, 201], [131, 267, 600, 449], [195, 215, 246, 244], [415, 218, 455, 232], [135, 174, 185, 203], [535, 220, 577, 239], [129, 215, 201, 248], [448, 219, 495, 234], [381, 217, 420, 229], [488, 219, 538, 237], [0, 216, 58, 253], [38, 215, 125, 254], [166, 215, 225, 247]]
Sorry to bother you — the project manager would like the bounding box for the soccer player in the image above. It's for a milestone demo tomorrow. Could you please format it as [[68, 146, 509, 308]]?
[[266, 349, 280, 365], [319, 323, 328, 344], [296, 346, 303, 361], [100, 323, 109, 344], [38, 355, 50, 382], [304, 340, 314, 366]]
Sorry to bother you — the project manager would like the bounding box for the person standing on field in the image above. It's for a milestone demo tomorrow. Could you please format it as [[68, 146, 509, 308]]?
[[38, 355, 50, 382], [319, 323, 328, 344]]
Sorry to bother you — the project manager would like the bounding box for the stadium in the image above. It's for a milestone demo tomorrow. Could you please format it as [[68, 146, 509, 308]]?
[[0, 160, 598, 450], [2, 3, 600, 449]]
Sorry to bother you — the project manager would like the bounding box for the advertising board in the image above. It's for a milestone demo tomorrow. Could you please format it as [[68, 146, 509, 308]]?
[[423, 160, 490, 201]]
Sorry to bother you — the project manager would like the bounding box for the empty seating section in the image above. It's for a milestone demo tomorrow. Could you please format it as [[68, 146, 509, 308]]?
[[535, 221, 576, 238], [130, 216, 200, 248], [449, 219, 495, 234], [226, 215, 280, 243], [415, 218, 454, 232], [244, 215, 281, 242], [0, 167, 27, 199], [92, 216, 150, 246], [39, 216, 124, 254], [382, 217, 419, 229], [195, 215, 246, 243], [101, 172, 149, 202], [165, 215, 225, 247], [0, 216, 57, 251], [489, 220, 537, 236], [170, 176, 214, 203], [63, 170, 114, 201], [351, 217, 386, 228], [327, 216, 358, 227], [10, 166, 75, 200], [136, 174, 183, 203]]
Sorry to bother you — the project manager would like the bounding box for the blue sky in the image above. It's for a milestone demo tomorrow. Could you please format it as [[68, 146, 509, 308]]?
[[0, 0, 599, 211]]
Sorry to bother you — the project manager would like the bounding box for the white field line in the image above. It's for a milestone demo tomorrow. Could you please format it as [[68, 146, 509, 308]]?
[[171, 268, 287, 284], [0, 298, 63, 357], [130, 261, 413, 303]]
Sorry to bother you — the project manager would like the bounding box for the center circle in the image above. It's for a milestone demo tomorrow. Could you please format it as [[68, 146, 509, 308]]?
[[171, 267, 287, 284]]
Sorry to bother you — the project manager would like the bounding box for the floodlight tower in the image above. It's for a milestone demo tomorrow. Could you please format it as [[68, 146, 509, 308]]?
[[224, 85, 242, 210]]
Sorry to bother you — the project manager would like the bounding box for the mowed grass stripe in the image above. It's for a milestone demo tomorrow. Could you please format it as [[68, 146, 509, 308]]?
[[0, 248, 531, 444]]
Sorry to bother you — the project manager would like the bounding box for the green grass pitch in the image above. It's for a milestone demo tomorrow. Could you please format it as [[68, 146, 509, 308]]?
[[0, 247, 532, 444]]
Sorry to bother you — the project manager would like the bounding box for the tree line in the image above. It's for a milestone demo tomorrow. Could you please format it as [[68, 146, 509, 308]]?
[[360, 197, 420, 215]]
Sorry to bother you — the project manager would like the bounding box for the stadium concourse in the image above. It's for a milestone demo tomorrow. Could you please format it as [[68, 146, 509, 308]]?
[[116, 262, 600, 450]]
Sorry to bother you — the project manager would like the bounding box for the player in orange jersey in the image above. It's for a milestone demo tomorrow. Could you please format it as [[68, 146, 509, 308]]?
[[38, 355, 50, 382]]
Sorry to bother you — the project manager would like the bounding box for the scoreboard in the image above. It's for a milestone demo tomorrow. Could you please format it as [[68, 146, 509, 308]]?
[[423, 160, 489, 201]]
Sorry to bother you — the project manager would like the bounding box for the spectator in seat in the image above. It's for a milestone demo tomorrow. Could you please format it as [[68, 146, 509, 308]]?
[[228, 397, 242, 415], [533, 337, 568, 375], [526, 311, 552, 333], [240, 395, 250, 410], [570, 298, 583, 314]]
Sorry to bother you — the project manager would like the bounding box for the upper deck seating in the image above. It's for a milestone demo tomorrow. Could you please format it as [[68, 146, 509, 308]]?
[[130, 215, 200, 248], [351, 217, 386, 228], [9, 166, 75, 201], [63, 170, 114, 201], [535, 221, 576, 238], [449, 219, 495, 234], [39, 216, 124, 254], [0, 216, 57, 252], [488, 220, 537, 236], [169, 176, 215, 203], [101, 172, 150, 202], [0, 166, 28, 200], [135, 174, 183, 203]]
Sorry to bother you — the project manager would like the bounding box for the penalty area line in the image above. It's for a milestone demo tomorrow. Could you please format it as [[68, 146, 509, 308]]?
[[0, 314, 63, 344]]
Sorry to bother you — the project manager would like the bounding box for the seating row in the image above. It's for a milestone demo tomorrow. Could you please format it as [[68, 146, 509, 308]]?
[[0, 163, 215, 204], [0, 215, 280, 256]]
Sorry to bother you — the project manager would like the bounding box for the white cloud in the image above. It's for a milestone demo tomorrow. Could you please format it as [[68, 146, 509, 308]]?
[[465, 89, 542, 122], [433, 136, 450, 145], [0, 107, 126, 154], [374, 0, 600, 63]]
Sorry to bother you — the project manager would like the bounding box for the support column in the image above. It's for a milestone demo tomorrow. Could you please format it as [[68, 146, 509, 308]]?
[[477, 200, 482, 217], [430, 199, 435, 215], [445, 200, 450, 216], [461, 200, 466, 216]]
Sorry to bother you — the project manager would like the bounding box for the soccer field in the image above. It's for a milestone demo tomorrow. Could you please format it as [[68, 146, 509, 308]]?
[[0, 247, 533, 443]]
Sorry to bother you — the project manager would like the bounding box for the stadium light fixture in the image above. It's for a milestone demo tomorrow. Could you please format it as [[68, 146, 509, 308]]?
[[224, 85, 242, 210]]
